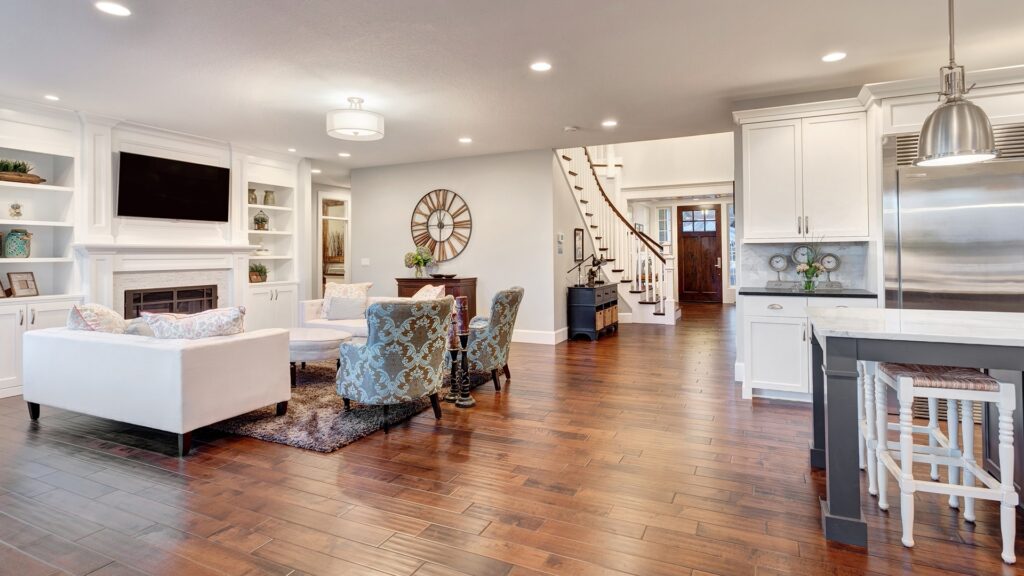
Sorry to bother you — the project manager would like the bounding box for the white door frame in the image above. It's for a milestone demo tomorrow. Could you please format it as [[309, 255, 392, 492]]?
[[315, 187, 352, 298]]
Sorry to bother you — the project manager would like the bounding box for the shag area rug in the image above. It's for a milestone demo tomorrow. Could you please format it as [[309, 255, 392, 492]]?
[[211, 361, 437, 452]]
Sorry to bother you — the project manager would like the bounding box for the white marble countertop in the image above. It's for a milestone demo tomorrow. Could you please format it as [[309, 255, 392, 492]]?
[[808, 307, 1024, 347]]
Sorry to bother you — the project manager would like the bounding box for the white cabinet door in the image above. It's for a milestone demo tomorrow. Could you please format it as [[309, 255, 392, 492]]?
[[801, 113, 869, 240], [273, 284, 298, 328], [0, 303, 25, 395], [744, 315, 809, 395], [246, 285, 275, 331], [27, 300, 78, 331], [742, 119, 803, 242]]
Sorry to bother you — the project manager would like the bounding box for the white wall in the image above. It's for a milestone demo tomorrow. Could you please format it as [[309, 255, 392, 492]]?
[[552, 156, 598, 335], [349, 150, 560, 342], [617, 132, 734, 190]]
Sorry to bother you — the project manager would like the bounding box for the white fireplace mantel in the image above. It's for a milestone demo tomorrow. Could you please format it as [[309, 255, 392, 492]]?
[[74, 243, 256, 309]]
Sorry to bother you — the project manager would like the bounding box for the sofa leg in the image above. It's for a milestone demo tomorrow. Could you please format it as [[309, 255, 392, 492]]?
[[276, 401, 288, 416], [343, 398, 351, 411], [502, 364, 511, 380], [429, 393, 442, 419], [178, 433, 192, 458], [491, 370, 501, 391], [290, 362, 297, 388], [27, 402, 40, 421]]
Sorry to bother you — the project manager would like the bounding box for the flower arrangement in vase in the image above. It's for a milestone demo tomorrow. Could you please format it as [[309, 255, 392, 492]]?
[[795, 238, 826, 291], [403, 246, 433, 278]]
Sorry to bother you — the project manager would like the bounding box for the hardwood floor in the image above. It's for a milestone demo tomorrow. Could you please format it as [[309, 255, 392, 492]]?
[[0, 303, 1020, 575]]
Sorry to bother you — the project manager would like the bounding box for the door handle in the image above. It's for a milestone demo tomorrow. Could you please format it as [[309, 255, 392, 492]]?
[[797, 216, 802, 234], [30, 309, 36, 325], [715, 257, 722, 269], [18, 309, 24, 326], [804, 216, 809, 234], [767, 304, 783, 310], [802, 325, 807, 342]]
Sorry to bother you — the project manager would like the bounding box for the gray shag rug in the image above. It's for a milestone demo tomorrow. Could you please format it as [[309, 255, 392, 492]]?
[[211, 361, 437, 452]]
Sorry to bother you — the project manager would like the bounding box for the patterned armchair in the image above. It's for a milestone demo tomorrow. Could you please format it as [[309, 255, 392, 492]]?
[[467, 287, 524, 390], [337, 297, 453, 430]]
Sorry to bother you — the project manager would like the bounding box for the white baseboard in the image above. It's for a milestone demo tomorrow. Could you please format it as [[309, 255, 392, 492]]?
[[734, 362, 744, 382], [752, 389, 812, 403], [0, 386, 23, 400], [512, 328, 567, 345]]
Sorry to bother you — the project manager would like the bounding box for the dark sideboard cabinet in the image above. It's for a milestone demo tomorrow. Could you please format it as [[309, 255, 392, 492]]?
[[567, 285, 618, 341], [396, 277, 478, 319]]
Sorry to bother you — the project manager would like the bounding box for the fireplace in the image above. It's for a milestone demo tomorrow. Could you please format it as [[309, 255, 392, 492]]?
[[124, 285, 218, 319]]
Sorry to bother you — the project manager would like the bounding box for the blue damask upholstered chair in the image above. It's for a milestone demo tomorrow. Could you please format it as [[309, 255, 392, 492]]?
[[467, 287, 525, 391], [336, 297, 453, 431]]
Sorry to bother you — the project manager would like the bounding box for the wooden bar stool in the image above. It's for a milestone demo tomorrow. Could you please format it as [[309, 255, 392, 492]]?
[[870, 362, 1018, 564]]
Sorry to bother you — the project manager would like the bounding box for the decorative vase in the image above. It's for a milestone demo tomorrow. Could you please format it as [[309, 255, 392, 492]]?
[[414, 265, 425, 278], [3, 229, 31, 258], [802, 278, 816, 292], [248, 188, 257, 204], [263, 190, 276, 206], [9, 203, 22, 219]]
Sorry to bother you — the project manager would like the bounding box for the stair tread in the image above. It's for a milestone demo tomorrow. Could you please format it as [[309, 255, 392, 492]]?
[[562, 155, 572, 161], [568, 171, 578, 176], [638, 301, 659, 305], [620, 280, 632, 284], [628, 290, 645, 294], [611, 269, 624, 273], [653, 311, 666, 316], [598, 248, 608, 251], [603, 258, 615, 262], [579, 200, 589, 204], [590, 225, 598, 229], [585, 213, 593, 217], [574, 185, 583, 191]]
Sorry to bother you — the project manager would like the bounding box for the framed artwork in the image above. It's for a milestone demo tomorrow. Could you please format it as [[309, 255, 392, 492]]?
[[7, 272, 38, 297], [0, 278, 5, 298], [573, 228, 585, 262]]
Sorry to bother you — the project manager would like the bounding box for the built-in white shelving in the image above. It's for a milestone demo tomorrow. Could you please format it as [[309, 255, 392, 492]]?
[[247, 203, 292, 212], [246, 179, 296, 285]]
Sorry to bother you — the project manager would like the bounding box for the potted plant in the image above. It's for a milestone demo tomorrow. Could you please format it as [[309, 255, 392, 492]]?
[[249, 262, 268, 283], [253, 210, 270, 231], [403, 245, 434, 278], [0, 159, 45, 185]]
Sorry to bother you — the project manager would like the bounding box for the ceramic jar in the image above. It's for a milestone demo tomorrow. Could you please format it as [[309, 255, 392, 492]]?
[[263, 190, 276, 206], [248, 188, 257, 204], [4, 229, 31, 258]]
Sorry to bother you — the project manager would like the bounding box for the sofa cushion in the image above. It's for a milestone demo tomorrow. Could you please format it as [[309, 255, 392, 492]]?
[[306, 318, 369, 338], [124, 316, 155, 337], [324, 296, 366, 321], [67, 304, 127, 334], [411, 284, 446, 300], [321, 282, 372, 319], [143, 307, 246, 339]]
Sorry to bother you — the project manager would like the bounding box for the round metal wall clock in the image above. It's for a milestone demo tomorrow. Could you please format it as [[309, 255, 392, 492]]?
[[791, 244, 813, 265], [410, 188, 472, 262]]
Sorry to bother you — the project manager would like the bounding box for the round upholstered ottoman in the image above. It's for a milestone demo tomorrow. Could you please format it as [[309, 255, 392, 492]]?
[[288, 328, 352, 387]]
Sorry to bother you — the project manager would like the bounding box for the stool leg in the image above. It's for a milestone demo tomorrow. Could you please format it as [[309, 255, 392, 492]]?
[[858, 362, 867, 471], [928, 397, 940, 480], [947, 399, 959, 509], [962, 399, 976, 523], [876, 375, 890, 510], [998, 387, 1017, 565], [899, 381, 916, 548], [864, 367, 878, 496]]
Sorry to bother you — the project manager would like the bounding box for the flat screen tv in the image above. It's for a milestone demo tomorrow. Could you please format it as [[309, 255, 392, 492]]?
[[116, 152, 230, 222]]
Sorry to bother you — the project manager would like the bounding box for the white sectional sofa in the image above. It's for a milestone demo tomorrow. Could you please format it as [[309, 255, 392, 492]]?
[[22, 327, 290, 456], [299, 297, 396, 341]]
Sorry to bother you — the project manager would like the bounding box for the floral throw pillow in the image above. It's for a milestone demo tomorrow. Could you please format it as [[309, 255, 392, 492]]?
[[66, 304, 128, 334], [411, 284, 446, 300], [142, 307, 246, 339], [320, 282, 372, 319]]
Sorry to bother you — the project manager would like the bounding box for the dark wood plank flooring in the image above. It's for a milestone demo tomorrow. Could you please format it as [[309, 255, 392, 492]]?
[[0, 304, 1020, 575]]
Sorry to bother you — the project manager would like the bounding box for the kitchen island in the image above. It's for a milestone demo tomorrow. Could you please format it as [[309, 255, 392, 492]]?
[[807, 307, 1024, 547]]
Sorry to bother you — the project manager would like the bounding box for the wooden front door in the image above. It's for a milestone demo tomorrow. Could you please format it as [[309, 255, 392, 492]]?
[[677, 205, 723, 303]]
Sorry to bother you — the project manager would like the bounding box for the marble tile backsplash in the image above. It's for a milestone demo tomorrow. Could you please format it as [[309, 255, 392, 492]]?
[[741, 242, 868, 289]]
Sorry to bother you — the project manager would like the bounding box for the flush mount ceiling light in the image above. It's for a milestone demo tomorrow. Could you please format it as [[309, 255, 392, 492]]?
[[44, 94, 60, 101], [311, 169, 322, 174], [458, 137, 473, 144], [601, 119, 618, 128], [530, 61, 552, 72], [915, 0, 997, 167], [287, 148, 296, 152], [337, 152, 351, 158], [326, 97, 385, 141], [821, 51, 847, 63], [95, 1, 131, 16]]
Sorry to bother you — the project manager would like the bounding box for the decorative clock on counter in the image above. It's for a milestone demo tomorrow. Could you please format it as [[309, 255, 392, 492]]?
[[768, 254, 789, 272], [410, 188, 472, 262], [819, 253, 840, 272]]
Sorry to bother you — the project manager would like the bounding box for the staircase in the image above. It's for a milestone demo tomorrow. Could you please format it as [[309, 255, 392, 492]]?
[[556, 147, 677, 325]]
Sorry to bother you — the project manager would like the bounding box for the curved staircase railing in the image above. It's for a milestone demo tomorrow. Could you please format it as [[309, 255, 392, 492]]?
[[556, 147, 670, 318]]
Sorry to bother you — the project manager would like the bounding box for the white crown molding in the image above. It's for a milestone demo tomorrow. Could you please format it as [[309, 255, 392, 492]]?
[[858, 64, 1024, 106], [732, 97, 865, 125]]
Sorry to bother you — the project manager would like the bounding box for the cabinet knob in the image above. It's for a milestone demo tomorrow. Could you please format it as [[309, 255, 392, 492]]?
[[767, 304, 783, 310]]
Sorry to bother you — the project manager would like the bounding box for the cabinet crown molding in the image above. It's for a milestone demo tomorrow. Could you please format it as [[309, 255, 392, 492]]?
[[733, 98, 865, 125], [858, 64, 1024, 106]]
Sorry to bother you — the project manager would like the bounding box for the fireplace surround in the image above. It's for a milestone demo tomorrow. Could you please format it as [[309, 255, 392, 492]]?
[[124, 285, 218, 319]]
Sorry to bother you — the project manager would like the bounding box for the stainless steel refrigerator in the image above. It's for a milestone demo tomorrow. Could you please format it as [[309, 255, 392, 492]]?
[[883, 133, 1024, 499]]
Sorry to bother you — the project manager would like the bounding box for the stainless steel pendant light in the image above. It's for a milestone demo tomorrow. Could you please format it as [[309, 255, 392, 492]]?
[[915, 0, 998, 166]]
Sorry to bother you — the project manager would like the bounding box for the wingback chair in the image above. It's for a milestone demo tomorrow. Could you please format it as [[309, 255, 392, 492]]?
[[336, 297, 454, 431], [467, 287, 524, 390]]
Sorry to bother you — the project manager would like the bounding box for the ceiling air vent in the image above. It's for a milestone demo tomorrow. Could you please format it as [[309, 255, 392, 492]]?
[[896, 123, 1024, 166]]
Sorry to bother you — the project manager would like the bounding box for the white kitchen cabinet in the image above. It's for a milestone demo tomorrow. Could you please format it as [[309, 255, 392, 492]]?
[[741, 112, 869, 242], [0, 297, 80, 398], [246, 283, 297, 331], [801, 113, 869, 240]]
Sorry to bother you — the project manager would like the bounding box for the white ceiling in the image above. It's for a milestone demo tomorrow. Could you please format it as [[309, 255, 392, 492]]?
[[5, 1, 1024, 185]]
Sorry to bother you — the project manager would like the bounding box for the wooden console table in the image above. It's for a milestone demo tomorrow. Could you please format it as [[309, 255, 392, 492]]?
[[396, 277, 478, 319]]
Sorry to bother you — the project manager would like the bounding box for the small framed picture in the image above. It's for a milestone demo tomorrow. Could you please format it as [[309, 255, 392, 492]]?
[[0, 278, 5, 298], [573, 228, 585, 262], [7, 272, 38, 297]]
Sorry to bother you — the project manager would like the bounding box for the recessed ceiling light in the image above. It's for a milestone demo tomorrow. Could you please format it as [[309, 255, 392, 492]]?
[[337, 152, 351, 158], [601, 119, 618, 128], [311, 169, 322, 174], [530, 61, 552, 72], [458, 137, 473, 144], [287, 148, 296, 152], [95, 2, 131, 16], [44, 95, 60, 101], [821, 51, 847, 63]]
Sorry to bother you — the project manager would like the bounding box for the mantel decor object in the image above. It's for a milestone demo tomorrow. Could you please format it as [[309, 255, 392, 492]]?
[[0, 159, 45, 185], [404, 245, 433, 278], [3, 229, 31, 258], [253, 210, 270, 231]]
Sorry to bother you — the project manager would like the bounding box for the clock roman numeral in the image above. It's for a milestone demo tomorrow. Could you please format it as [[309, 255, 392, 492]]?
[[413, 232, 431, 246], [450, 204, 469, 219]]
